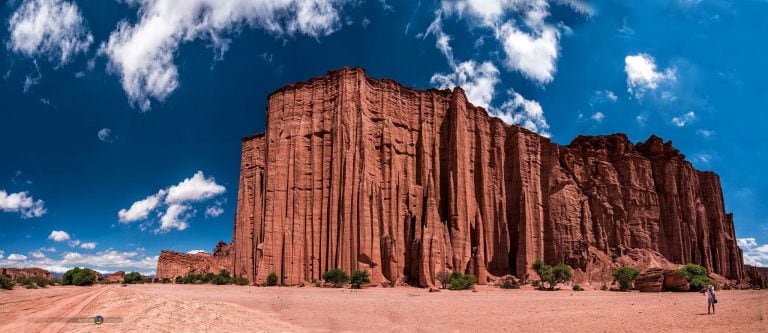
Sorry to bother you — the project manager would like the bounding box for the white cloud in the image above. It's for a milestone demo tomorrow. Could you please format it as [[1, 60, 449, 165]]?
[[738, 237, 768, 267], [440, 0, 571, 85], [591, 112, 604, 123], [694, 153, 712, 165], [594, 90, 617, 103], [431, 61, 500, 109], [160, 204, 189, 231], [0, 248, 159, 274], [205, 206, 224, 218], [697, 129, 714, 138], [491, 91, 551, 138], [0, 250, 4, 259], [97, 128, 113, 142], [48, 230, 70, 242], [165, 171, 226, 204], [118, 190, 165, 223], [30, 250, 46, 259], [187, 249, 207, 254], [118, 171, 225, 233], [671, 111, 695, 127], [101, 0, 351, 111], [68, 239, 81, 247], [7, 0, 93, 66], [625, 53, 677, 98], [7, 253, 28, 261], [0, 190, 47, 218], [80, 242, 97, 250]]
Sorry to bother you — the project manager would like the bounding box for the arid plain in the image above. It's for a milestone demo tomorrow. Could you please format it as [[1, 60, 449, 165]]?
[[1, 284, 765, 332]]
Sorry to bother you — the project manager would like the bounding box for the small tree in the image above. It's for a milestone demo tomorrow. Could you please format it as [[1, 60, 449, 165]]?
[[350, 270, 370, 289], [234, 277, 250, 286], [447, 272, 477, 290], [612, 267, 640, 291], [63, 267, 97, 286], [266, 273, 279, 286], [677, 264, 710, 291], [546, 263, 573, 290], [436, 271, 451, 289], [0, 275, 14, 290], [322, 269, 350, 287], [124, 272, 144, 284]]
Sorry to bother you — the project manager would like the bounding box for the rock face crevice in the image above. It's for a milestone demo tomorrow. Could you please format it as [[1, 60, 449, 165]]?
[[159, 68, 745, 286]]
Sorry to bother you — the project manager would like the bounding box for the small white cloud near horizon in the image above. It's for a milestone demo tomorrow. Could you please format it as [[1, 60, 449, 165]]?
[[187, 249, 207, 254], [625, 53, 677, 99], [118, 171, 225, 233], [7, 0, 93, 66], [0, 248, 159, 274], [48, 230, 70, 242], [671, 111, 695, 127], [0, 190, 47, 218], [738, 237, 768, 267], [80, 242, 97, 250], [7, 253, 28, 261]]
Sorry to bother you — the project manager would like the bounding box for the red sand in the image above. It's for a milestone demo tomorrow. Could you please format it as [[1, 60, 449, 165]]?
[[1, 284, 765, 332]]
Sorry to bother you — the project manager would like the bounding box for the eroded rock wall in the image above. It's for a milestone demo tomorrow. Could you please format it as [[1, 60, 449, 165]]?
[[210, 68, 745, 286], [156, 241, 232, 279]]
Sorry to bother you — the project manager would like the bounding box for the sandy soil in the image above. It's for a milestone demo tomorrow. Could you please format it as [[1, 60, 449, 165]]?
[[1, 284, 765, 332]]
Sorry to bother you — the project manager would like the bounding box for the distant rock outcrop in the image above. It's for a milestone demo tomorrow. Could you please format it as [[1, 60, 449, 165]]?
[[159, 68, 747, 287], [156, 241, 232, 280], [104, 271, 125, 283], [745, 265, 768, 288], [1, 267, 51, 279]]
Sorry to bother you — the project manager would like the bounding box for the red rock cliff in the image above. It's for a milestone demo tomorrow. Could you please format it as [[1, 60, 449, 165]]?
[[156, 241, 232, 279], [223, 68, 744, 286]]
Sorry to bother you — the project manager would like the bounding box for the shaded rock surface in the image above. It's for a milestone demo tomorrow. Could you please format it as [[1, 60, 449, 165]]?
[[104, 271, 125, 283], [164, 67, 746, 287], [663, 271, 690, 291], [635, 268, 665, 292], [156, 241, 232, 279], [745, 265, 768, 288]]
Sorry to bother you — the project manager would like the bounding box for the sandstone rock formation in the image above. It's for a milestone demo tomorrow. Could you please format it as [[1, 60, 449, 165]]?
[[162, 67, 747, 287], [104, 271, 125, 283], [156, 241, 232, 279], [634, 268, 665, 292], [745, 265, 768, 288], [663, 271, 690, 291], [1, 267, 51, 279]]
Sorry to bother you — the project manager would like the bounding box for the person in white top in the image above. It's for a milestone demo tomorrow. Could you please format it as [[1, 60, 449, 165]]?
[[706, 285, 717, 315]]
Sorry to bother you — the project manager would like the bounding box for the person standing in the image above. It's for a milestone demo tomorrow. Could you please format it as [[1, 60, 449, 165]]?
[[706, 285, 717, 315]]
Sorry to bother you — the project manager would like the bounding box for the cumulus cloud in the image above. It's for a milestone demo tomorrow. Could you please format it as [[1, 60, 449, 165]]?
[[7, 0, 93, 66], [80, 242, 97, 250], [30, 250, 46, 259], [0, 250, 4, 259], [7, 253, 28, 261], [205, 206, 224, 218], [491, 91, 551, 137], [431, 61, 500, 110], [100, 0, 351, 111], [118, 171, 225, 232], [48, 230, 70, 242], [591, 112, 604, 123], [671, 111, 695, 127], [97, 128, 113, 142], [165, 171, 226, 204], [118, 190, 164, 223], [440, 0, 575, 85], [738, 237, 768, 267], [625, 53, 677, 98], [0, 248, 159, 274], [0, 190, 47, 218], [187, 249, 207, 254]]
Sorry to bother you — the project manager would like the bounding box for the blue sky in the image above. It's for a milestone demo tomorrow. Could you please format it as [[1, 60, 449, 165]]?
[[1, 0, 767, 274]]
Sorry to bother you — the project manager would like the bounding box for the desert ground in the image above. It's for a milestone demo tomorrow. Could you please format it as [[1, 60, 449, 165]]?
[[0, 284, 765, 333]]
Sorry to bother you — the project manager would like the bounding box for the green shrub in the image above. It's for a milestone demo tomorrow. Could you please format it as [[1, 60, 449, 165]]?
[[322, 269, 349, 288], [350, 270, 370, 289], [62, 267, 98, 286], [211, 274, 231, 285], [235, 277, 250, 286], [175, 276, 182, 284], [266, 273, 279, 286], [572, 284, 584, 291], [30, 276, 52, 287], [532, 259, 573, 290], [23, 283, 37, 289], [447, 272, 477, 290], [124, 272, 144, 284], [0, 275, 15, 290], [677, 264, 710, 291], [612, 267, 640, 291]]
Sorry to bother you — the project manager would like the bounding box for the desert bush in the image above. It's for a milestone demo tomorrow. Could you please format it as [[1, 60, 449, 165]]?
[[161, 278, 171, 284], [235, 277, 250, 286], [498, 275, 520, 289], [266, 273, 279, 286], [677, 264, 710, 291], [0, 275, 15, 290], [175, 276, 182, 284], [25, 276, 52, 288], [124, 272, 144, 284], [612, 267, 640, 291], [350, 270, 370, 289], [532, 259, 573, 290], [63, 267, 97, 286], [436, 271, 451, 289], [211, 274, 230, 285], [447, 272, 477, 290], [572, 284, 584, 291], [23, 283, 37, 289], [322, 269, 349, 287]]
